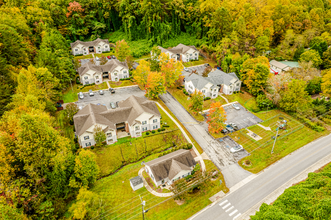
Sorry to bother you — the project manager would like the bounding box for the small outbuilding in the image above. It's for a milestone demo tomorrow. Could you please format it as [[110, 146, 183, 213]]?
[[130, 176, 144, 191]]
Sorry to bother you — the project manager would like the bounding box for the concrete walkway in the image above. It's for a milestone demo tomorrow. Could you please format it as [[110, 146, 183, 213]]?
[[257, 123, 272, 131], [138, 168, 174, 197], [219, 93, 229, 104], [106, 80, 110, 89], [156, 102, 206, 172]]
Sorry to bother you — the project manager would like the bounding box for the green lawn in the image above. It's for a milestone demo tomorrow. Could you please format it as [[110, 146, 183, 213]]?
[[73, 54, 93, 59], [62, 82, 109, 103], [223, 90, 260, 112], [108, 80, 136, 88], [167, 88, 227, 122], [182, 57, 217, 68], [90, 159, 228, 220], [237, 110, 329, 173]]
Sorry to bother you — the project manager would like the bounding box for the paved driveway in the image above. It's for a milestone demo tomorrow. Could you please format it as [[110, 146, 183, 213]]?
[[181, 64, 208, 78], [75, 86, 145, 109], [160, 92, 251, 187], [223, 103, 263, 130]]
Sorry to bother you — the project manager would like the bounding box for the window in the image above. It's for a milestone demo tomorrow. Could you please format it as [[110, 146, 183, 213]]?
[[190, 54, 192, 56], [114, 72, 117, 76], [151, 175, 154, 180], [236, 83, 240, 86], [135, 126, 140, 131], [95, 76, 99, 79], [153, 125, 158, 129], [214, 89, 217, 92], [75, 49, 78, 51], [85, 142, 91, 147], [202, 90, 206, 93], [109, 139, 113, 142], [195, 53, 197, 56], [123, 70, 127, 74], [230, 86, 233, 90], [124, 75, 127, 79], [84, 76, 88, 80], [213, 94, 216, 97], [142, 127, 147, 131], [142, 121, 147, 125], [83, 48, 86, 51], [84, 136, 89, 140], [189, 85, 194, 90], [153, 119, 157, 123], [136, 132, 140, 136], [107, 133, 112, 137], [105, 45, 108, 48]]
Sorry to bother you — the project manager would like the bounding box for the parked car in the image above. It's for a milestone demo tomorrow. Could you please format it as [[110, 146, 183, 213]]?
[[221, 129, 228, 134], [230, 145, 244, 153], [107, 55, 112, 59], [110, 102, 116, 109], [95, 57, 100, 61], [225, 125, 234, 133], [99, 90, 104, 95], [89, 89, 94, 96], [229, 123, 238, 130], [109, 87, 115, 93], [116, 101, 120, 107], [111, 55, 116, 59], [78, 92, 84, 99], [232, 103, 240, 110], [184, 67, 189, 72], [78, 59, 81, 63], [204, 63, 210, 67]]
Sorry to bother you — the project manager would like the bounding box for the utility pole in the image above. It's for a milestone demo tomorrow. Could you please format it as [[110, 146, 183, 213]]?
[[271, 128, 279, 154], [70, 79, 73, 92], [139, 195, 148, 220]]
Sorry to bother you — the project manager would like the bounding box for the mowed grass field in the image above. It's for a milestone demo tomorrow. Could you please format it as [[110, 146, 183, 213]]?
[[236, 110, 329, 173], [91, 159, 228, 220]]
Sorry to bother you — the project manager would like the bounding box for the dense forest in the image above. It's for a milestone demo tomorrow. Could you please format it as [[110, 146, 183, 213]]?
[[252, 163, 331, 219], [1, 0, 331, 219]]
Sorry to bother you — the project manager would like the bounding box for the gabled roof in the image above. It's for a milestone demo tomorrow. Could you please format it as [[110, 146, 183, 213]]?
[[208, 70, 240, 86], [145, 149, 196, 182], [269, 60, 289, 70], [157, 44, 198, 55], [78, 59, 129, 76], [73, 96, 161, 136], [186, 73, 214, 90], [130, 176, 143, 187], [70, 38, 109, 48]]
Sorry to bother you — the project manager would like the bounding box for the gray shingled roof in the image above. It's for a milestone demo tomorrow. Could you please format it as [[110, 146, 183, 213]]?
[[78, 59, 128, 76], [70, 38, 109, 48], [73, 96, 160, 136], [208, 70, 240, 86], [185, 73, 214, 90], [130, 176, 143, 187], [145, 149, 196, 182]]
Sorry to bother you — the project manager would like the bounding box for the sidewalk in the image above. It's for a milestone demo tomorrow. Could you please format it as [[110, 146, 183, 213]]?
[[156, 102, 206, 172], [138, 168, 174, 197], [219, 93, 229, 104]]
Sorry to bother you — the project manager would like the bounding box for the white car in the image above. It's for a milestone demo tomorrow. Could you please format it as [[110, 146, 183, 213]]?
[[232, 103, 240, 110], [230, 145, 244, 153], [184, 67, 189, 72], [95, 57, 100, 61], [89, 89, 94, 96], [78, 92, 84, 99]]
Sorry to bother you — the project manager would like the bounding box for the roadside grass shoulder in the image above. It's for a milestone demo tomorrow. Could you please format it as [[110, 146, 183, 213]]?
[[108, 80, 136, 88], [156, 98, 204, 154], [90, 159, 228, 220], [62, 82, 108, 103]]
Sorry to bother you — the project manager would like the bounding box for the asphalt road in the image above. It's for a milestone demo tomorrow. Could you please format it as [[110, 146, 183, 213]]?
[[160, 92, 251, 187], [191, 134, 331, 220]]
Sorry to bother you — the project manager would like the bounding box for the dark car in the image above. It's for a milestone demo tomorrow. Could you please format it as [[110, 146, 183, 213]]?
[[109, 87, 115, 93], [221, 129, 228, 134], [116, 101, 120, 107], [110, 102, 116, 109], [225, 125, 234, 133], [204, 63, 210, 67]]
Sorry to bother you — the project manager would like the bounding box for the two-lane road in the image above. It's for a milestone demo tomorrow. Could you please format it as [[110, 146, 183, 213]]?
[[191, 134, 331, 220]]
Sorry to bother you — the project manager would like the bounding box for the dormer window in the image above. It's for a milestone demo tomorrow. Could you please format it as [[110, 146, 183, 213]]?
[[105, 45, 108, 48], [84, 76, 88, 80], [135, 126, 140, 131], [83, 48, 86, 51], [75, 49, 78, 51]]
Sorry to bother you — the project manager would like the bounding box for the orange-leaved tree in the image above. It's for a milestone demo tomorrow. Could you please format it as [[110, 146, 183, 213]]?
[[207, 102, 227, 133], [145, 72, 166, 99], [133, 59, 150, 89], [160, 58, 183, 88]]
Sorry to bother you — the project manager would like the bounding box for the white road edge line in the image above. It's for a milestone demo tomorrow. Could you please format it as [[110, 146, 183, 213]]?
[[229, 209, 238, 216], [222, 203, 231, 209], [233, 213, 241, 220], [218, 200, 228, 206], [225, 206, 234, 212]]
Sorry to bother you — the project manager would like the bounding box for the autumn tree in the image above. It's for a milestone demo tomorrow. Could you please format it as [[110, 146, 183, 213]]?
[[100, 55, 107, 65], [69, 150, 99, 189], [299, 49, 322, 68], [93, 125, 106, 147], [160, 58, 182, 88], [174, 75, 185, 87], [242, 56, 270, 96], [279, 79, 312, 112], [206, 102, 227, 133], [65, 103, 79, 125], [89, 58, 96, 65], [321, 69, 331, 97], [115, 39, 131, 62], [145, 72, 166, 99], [151, 46, 161, 71], [255, 36, 270, 55], [189, 91, 204, 114], [73, 59, 81, 69], [133, 60, 151, 88], [202, 66, 212, 77], [126, 55, 134, 70]]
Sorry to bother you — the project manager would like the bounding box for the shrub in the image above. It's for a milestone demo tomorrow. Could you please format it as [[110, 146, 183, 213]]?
[[146, 132, 150, 135], [157, 128, 161, 132], [163, 124, 170, 127], [204, 97, 211, 101], [161, 128, 166, 131], [256, 94, 275, 110], [152, 130, 156, 134], [187, 143, 193, 149], [91, 146, 95, 149], [294, 114, 325, 132]]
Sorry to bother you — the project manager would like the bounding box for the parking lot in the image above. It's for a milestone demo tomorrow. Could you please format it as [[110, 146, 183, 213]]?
[[75, 86, 146, 109], [223, 103, 263, 130], [217, 136, 250, 161]]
